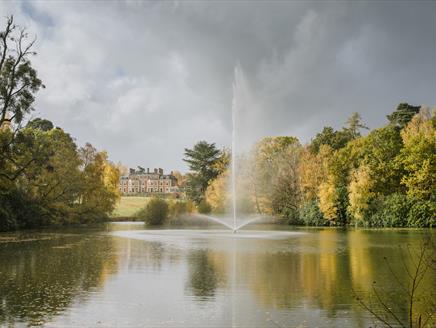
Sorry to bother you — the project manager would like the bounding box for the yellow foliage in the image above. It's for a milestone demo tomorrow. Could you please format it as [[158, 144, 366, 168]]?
[[318, 176, 338, 221], [347, 165, 374, 222], [103, 159, 121, 201], [205, 170, 229, 213], [400, 108, 436, 200], [299, 145, 331, 202]]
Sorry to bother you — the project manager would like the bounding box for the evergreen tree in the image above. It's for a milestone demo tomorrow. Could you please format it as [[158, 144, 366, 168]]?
[[387, 103, 421, 128], [183, 141, 222, 203]]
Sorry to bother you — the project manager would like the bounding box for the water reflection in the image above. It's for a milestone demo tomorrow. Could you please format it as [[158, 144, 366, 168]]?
[[186, 250, 226, 300], [0, 231, 118, 326], [0, 225, 434, 327]]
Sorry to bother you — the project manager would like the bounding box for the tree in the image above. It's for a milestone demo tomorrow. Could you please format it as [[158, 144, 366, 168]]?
[[309, 127, 345, 153], [250, 136, 301, 216], [345, 112, 368, 139], [318, 175, 339, 223], [348, 165, 374, 225], [387, 103, 421, 129], [183, 141, 222, 203], [309, 113, 368, 154], [299, 145, 331, 203], [77, 143, 120, 221], [206, 170, 229, 213], [0, 16, 44, 127], [25, 128, 83, 210], [171, 170, 185, 187], [398, 108, 435, 201], [137, 198, 169, 225], [26, 118, 54, 131], [0, 127, 53, 186]]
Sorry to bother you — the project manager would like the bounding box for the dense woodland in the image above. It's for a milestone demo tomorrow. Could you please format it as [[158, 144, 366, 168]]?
[[0, 17, 120, 231], [185, 105, 435, 228]]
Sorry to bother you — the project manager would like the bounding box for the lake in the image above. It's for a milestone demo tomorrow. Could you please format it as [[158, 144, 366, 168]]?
[[0, 223, 434, 327]]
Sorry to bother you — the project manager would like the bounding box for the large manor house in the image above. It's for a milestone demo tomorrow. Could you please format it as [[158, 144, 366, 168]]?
[[119, 167, 179, 195]]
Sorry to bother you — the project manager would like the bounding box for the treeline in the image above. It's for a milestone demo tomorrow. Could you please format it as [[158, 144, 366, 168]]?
[[187, 104, 435, 227], [0, 16, 120, 231]]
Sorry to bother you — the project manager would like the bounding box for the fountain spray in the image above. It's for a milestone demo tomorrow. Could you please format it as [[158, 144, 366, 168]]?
[[231, 67, 238, 233]]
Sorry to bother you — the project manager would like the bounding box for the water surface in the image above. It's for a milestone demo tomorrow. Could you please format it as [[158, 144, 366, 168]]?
[[0, 223, 434, 327]]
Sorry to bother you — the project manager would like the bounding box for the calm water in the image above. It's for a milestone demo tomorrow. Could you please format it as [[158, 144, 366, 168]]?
[[0, 223, 434, 327]]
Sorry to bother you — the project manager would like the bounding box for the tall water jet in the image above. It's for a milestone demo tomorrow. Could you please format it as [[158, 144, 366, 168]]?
[[230, 66, 256, 232], [231, 68, 238, 232], [192, 66, 261, 233]]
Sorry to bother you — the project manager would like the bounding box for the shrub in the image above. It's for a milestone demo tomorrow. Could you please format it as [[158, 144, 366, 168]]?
[[168, 200, 191, 218], [136, 198, 169, 225], [299, 201, 329, 226], [369, 193, 410, 227], [0, 189, 49, 231], [280, 207, 302, 225], [407, 200, 435, 227], [197, 200, 212, 214]]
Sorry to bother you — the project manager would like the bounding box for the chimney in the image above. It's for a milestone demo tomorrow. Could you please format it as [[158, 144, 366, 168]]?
[[159, 168, 163, 175], [154, 168, 158, 174], [147, 168, 150, 173]]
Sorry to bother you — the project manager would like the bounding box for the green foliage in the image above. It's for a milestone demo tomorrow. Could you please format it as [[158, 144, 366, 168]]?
[[78, 143, 120, 220], [0, 126, 121, 231], [398, 109, 435, 201], [251, 136, 301, 215], [407, 200, 435, 228], [387, 103, 420, 128], [0, 188, 50, 231], [309, 127, 352, 153], [197, 200, 212, 214], [26, 118, 54, 131], [309, 113, 366, 154], [369, 193, 410, 227], [183, 141, 224, 204], [168, 200, 192, 218], [299, 201, 329, 226], [137, 198, 169, 225], [0, 16, 44, 127]]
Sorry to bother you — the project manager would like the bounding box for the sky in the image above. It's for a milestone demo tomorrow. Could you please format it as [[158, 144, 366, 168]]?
[[1, 1, 435, 172]]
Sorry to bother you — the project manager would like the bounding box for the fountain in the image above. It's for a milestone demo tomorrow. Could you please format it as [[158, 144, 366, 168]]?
[[193, 66, 259, 233], [111, 66, 306, 248], [231, 66, 238, 233]]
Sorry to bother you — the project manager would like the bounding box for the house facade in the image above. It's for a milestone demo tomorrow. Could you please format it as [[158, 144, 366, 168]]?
[[119, 168, 179, 195]]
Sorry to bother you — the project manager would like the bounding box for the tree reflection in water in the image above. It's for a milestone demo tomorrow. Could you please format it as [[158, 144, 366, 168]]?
[[186, 249, 226, 300], [0, 232, 118, 326]]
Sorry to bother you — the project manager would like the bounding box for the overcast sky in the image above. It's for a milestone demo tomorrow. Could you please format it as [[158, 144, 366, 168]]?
[[1, 1, 435, 172]]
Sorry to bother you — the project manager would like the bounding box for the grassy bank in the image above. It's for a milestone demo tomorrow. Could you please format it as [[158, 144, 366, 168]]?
[[111, 196, 150, 219]]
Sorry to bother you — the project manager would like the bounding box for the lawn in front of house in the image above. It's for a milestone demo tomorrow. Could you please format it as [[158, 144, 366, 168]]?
[[111, 196, 150, 218]]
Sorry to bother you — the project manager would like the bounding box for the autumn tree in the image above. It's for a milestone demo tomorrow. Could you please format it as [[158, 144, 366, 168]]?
[[78, 143, 120, 220], [299, 145, 331, 203], [348, 165, 374, 225], [206, 170, 229, 213], [250, 136, 301, 217]]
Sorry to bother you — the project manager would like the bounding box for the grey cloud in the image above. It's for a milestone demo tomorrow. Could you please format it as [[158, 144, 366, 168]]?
[[1, 1, 435, 171]]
